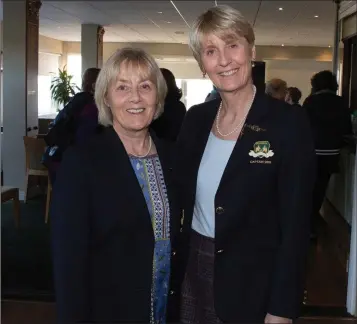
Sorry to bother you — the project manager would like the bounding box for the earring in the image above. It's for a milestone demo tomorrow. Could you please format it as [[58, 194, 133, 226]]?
[[251, 61, 255, 67]]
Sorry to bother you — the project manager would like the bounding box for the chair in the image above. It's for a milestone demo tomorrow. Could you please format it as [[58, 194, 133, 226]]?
[[23, 136, 52, 223]]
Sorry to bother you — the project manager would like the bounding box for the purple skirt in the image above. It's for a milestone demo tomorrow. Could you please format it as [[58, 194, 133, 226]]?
[[180, 230, 223, 324]]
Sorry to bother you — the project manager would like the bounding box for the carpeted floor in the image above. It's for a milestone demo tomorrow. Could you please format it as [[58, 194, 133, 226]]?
[[1, 196, 54, 301]]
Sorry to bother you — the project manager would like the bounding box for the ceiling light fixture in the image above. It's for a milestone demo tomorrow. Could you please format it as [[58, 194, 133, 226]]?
[[314, 15, 319, 18], [166, 21, 172, 23], [281, 44, 285, 46], [328, 45, 331, 48], [279, 7, 283, 11]]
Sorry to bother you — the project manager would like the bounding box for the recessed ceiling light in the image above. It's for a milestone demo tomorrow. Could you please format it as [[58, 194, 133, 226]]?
[[314, 15, 319, 18], [166, 21, 172, 23], [279, 7, 283, 11], [328, 45, 331, 48], [281, 44, 285, 46], [157, 11, 163, 14]]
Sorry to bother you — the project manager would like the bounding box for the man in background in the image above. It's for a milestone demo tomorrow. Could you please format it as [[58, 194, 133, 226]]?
[[303, 70, 352, 239], [265, 78, 287, 101]]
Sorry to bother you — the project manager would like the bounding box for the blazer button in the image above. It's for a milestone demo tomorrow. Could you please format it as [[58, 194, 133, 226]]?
[[216, 206, 224, 214], [216, 249, 224, 254], [172, 251, 176, 256], [169, 290, 175, 295]]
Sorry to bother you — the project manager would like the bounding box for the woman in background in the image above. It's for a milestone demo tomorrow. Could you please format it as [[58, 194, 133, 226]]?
[[151, 68, 186, 141], [43, 67, 100, 184]]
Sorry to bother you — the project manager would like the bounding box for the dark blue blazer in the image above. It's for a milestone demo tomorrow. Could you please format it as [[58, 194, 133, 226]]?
[[175, 92, 316, 323], [51, 126, 181, 323]]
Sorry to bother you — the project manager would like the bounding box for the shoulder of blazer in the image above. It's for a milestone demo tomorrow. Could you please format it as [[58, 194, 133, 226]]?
[[264, 94, 312, 143], [69, 125, 121, 161], [264, 94, 304, 122]]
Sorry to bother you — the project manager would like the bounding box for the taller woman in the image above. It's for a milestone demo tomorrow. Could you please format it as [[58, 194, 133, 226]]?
[[176, 5, 316, 324]]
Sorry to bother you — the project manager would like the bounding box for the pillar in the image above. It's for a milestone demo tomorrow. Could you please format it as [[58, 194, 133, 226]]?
[[2, 0, 41, 193], [332, 0, 341, 77], [81, 24, 105, 76]]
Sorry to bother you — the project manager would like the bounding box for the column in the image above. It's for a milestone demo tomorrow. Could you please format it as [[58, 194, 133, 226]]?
[[2, 0, 41, 193], [81, 24, 105, 75], [332, 0, 341, 77]]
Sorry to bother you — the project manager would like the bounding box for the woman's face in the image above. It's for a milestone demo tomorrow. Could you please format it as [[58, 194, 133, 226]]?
[[106, 62, 158, 134], [200, 33, 255, 93]]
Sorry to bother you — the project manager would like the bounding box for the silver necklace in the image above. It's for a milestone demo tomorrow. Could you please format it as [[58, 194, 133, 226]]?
[[215, 85, 256, 137], [130, 136, 152, 158]]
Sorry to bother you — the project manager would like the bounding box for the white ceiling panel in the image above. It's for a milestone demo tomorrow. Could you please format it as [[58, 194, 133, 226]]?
[[33, 0, 337, 46]]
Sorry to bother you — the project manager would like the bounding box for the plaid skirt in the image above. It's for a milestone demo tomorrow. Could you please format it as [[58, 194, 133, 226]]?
[[180, 230, 223, 324]]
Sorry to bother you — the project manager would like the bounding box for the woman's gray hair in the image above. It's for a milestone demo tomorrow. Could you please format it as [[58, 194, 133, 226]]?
[[95, 47, 167, 127], [189, 5, 255, 70]]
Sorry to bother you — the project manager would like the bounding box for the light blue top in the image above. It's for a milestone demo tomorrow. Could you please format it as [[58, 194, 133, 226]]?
[[192, 132, 235, 238]]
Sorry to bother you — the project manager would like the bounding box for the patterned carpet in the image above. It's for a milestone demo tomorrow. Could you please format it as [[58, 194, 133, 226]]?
[[1, 196, 54, 301]]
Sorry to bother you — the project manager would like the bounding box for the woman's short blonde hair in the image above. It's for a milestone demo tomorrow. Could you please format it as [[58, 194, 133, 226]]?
[[95, 47, 167, 126], [189, 5, 255, 70]]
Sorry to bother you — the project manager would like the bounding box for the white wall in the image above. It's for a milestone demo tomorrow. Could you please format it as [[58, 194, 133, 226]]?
[[157, 61, 203, 79], [265, 59, 333, 102], [156, 59, 333, 104]]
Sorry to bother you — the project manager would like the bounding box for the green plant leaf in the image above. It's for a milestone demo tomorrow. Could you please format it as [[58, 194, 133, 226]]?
[[50, 65, 79, 106]]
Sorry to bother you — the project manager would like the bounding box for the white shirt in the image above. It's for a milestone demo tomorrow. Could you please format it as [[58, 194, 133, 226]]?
[[191, 132, 235, 238]]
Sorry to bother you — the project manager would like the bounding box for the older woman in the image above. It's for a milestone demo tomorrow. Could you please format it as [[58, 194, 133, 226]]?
[[175, 5, 316, 324], [51, 48, 180, 323]]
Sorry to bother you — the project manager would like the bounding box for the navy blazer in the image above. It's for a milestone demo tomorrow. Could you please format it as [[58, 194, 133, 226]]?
[[51, 126, 181, 323], [175, 92, 316, 323]]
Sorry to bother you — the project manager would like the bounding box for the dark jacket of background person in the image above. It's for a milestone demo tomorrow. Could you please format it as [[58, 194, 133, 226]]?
[[174, 92, 316, 322], [151, 68, 186, 141], [51, 127, 181, 323], [302, 70, 352, 236], [303, 90, 352, 162], [43, 68, 100, 184]]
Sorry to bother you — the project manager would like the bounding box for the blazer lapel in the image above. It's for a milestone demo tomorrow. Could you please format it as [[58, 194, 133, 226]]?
[[218, 92, 270, 190], [101, 127, 154, 233], [186, 100, 220, 197]]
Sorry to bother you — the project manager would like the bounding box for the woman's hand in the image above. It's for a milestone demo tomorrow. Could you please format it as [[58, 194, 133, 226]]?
[[265, 313, 292, 323]]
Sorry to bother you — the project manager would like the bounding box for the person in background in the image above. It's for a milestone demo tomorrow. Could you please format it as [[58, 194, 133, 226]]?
[[205, 85, 221, 102], [175, 5, 315, 324], [150, 68, 186, 141], [303, 70, 352, 238], [51, 48, 181, 323], [286, 86, 302, 108], [265, 78, 288, 101], [42, 67, 100, 184]]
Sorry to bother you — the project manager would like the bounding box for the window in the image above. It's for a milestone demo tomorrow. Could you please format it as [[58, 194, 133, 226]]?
[[185, 79, 214, 108], [38, 53, 60, 116], [38, 75, 54, 116], [67, 54, 82, 89]]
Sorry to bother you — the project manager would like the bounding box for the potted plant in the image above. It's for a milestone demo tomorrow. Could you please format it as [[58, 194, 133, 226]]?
[[50, 66, 80, 110]]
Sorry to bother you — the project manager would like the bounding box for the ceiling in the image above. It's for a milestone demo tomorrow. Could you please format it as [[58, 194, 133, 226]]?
[[18, 1, 340, 46]]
